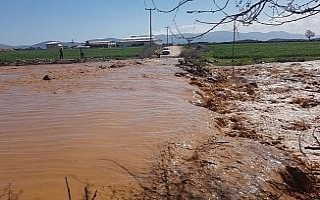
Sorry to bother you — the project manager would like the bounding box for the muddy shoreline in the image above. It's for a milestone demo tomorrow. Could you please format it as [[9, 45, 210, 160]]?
[[111, 59, 320, 199], [83, 59, 320, 199]]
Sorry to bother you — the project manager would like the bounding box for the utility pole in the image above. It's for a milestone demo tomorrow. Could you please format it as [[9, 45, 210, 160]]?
[[232, 19, 236, 75], [165, 26, 169, 46], [187, 38, 193, 46], [145, 8, 155, 48], [169, 27, 174, 44]]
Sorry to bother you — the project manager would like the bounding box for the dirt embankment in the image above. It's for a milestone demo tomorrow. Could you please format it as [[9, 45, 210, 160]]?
[[92, 59, 320, 199], [116, 60, 320, 199], [169, 60, 320, 199]]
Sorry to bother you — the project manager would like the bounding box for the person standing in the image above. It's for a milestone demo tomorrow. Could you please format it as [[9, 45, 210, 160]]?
[[80, 48, 84, 59], [59, 47, 64, 59]]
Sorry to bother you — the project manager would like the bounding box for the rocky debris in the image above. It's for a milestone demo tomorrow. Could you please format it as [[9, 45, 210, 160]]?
[[3, 59, 81, 66], [291, 97, 320, 108], [178, 58, 184, 65], [135, 61, 143, 65], [119, 136, 316, 200], [179, 64, 212, 78], [282, 120, 311, 131], [174, 72, 188, 77], [56, 59, 81, 64], [248, 81, 259, 88], [98, 65, 107, 69], [97, 62, 126, 69], [178, 65, 259, 114], [0, 58, 110, 67], [109, 62, 125, 68], [43, 74, 54, 80]]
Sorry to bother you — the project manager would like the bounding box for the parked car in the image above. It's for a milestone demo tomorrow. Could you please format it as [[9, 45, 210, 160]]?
[[161, 47, 170, 55]]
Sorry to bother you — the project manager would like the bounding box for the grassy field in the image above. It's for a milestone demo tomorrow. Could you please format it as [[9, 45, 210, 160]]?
[[202, 41, 320, 65], [0, 46, 144, 62]]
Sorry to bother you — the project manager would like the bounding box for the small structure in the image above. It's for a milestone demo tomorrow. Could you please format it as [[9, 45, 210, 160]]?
[[118, 35, 162, 47], [46, 41, 63, 50], [85, 40, 117, 48], [74, 45, 90, 49]]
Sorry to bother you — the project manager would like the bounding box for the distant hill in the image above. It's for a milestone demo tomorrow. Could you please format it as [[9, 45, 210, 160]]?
[[30, 41, 82, 49], [29, 41, 51, 49], [0, 43, 13, 49], [156, 31, 306, 44]]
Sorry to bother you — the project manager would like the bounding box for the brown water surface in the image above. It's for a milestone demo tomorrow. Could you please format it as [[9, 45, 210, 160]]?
[[0, 59, 212, 199]]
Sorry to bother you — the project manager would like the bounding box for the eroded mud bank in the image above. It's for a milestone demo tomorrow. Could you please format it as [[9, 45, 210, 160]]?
[[166, 60, 320, 199], [122, 60, 320, 199]]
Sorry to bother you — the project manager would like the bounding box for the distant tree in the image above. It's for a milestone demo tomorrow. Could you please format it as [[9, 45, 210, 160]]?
[[305, 30, 315, 41]]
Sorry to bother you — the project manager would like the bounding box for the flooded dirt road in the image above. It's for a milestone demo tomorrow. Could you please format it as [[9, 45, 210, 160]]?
[[1, 57, 319, 199], [0, 59, 213, 199]]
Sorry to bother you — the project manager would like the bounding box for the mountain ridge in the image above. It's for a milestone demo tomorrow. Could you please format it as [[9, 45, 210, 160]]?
[[156, 31, 306, 44]]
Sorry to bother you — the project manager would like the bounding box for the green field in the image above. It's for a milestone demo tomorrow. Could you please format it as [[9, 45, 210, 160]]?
[[202, 41, 320, 65], [0, 47, 144, 62]]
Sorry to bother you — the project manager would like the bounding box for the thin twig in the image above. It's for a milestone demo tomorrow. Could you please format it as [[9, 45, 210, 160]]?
[[298, 131, 307, 157], [91, 190, 98, 200], [84, 187, 89, 200], [99, 159, 145, 188], [312, 127, 320, 146], [8, 192, 11, 200], [65, 177, 72, 200], [8, 184, 12, 200], [305, 146, 320, 150]]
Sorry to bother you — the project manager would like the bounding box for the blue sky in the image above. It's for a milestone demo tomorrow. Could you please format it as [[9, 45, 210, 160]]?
[[1, 0, 319, 45]]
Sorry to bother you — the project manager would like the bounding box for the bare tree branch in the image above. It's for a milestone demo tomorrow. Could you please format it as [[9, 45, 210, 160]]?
[[148, 0, 320, 41]]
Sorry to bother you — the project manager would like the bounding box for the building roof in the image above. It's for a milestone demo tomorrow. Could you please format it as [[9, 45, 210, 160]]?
[[121, 35, 161, 43], [124, 35, 155, 41], [46, 41, 62, 45]]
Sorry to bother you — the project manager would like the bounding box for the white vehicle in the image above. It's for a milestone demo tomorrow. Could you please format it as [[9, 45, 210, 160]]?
[[161, 47, 170, 55]]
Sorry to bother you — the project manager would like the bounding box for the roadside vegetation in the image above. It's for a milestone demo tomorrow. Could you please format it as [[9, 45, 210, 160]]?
[[182, 41, 320, 66], [0, 47, 144, 66]]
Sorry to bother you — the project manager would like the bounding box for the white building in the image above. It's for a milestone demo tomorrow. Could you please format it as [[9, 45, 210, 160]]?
[[46, 41, 63, 50], [85, 40, 117, 48], [118, 35, 162, 47]]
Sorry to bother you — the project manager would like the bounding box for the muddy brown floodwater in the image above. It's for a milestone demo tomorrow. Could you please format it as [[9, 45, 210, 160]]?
[[0, 59, 213, 200]]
